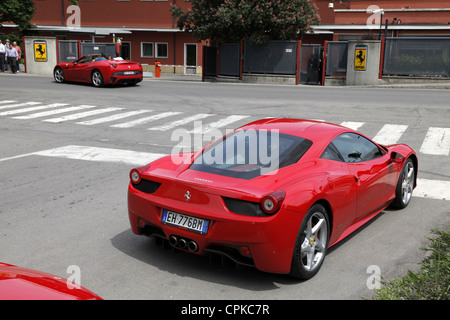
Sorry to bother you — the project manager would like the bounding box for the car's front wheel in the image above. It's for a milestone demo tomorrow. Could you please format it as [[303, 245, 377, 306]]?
[[54, 67, 65, 83], [91, 70, 104, 87], [391, 158, 415, 209], [290, 203, 330, 280]]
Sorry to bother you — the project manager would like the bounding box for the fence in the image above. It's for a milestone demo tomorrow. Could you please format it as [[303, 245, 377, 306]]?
[[325, 41, 348, 77], [58, 40, 79, 62], [383, 37, 450, 77], [243, 40, 298, 75]]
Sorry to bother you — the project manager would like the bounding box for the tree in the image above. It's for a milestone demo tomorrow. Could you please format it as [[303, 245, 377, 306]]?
[[170, 0, 321, 45], [0, 0, 36, 34]]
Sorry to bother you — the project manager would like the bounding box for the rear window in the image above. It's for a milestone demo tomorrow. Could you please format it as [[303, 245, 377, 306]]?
[[189, 129, 312, 179]]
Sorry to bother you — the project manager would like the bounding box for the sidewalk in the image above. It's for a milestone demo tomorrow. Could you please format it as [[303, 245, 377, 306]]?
[[3, 70, 450, 89]]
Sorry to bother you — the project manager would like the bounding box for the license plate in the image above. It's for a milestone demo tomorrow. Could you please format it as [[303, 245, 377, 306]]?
[[162, 210, 209, 234], [124, 71, 135, 75]]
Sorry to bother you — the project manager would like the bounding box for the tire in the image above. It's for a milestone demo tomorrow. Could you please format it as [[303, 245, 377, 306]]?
[[390, 158, 415, 209], [54, 67, 65, 83], [290, 203, 330, 280], [91, 70, 104, 87]]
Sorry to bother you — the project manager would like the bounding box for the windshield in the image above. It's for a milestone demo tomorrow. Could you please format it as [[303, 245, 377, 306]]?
[[189, 129, 312, 179]]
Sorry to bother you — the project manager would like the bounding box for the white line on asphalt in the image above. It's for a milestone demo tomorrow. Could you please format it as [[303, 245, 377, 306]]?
[[0, 103, 69, 116], [13, 105, 97, 119], [190, 115, 250, 133], [414, 178, 450, 201], [148, 113, 215, 131], [0, 102, 41, 111], [0, 100, 17, 105], [76, 109, 153, 125], [33, 145, 165, 166], [110, 111, 182, 128], [420, 127, 450, 156], [373, 124, 408, 145], [43, 107, 124, 123], [340, 121, 365, 131]]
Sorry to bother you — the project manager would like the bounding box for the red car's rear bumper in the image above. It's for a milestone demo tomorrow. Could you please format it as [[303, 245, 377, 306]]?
[[128, 184, 305, 274]]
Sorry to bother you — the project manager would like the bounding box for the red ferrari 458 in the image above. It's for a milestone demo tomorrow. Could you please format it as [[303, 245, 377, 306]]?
[[53, 54, 143, 87], [127, 118, 417, 279]]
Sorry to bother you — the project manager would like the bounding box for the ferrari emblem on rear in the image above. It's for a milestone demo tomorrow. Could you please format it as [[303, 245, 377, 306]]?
[[184, 191, 191, 202]]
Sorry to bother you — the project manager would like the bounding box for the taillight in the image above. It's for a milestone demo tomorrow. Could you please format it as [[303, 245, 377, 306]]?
[[109, 63, 117, 68], [260, 191, 285, 215], [129, 165, 150, 184]]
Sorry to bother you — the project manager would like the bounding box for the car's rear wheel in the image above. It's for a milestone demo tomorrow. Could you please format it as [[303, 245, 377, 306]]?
[[290, 204, 330, 280], [54, 67, 64, 83], [391, 158, 415, 209], [91, 70, 104, 87]]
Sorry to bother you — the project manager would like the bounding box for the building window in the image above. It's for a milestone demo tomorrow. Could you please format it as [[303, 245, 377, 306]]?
[[141, 42, 154, 58], [156, 42, 168, 58]]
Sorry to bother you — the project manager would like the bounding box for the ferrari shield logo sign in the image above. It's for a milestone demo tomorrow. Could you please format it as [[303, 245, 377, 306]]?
[[354, 46, 367, 71], [34, 40, 47, 62]]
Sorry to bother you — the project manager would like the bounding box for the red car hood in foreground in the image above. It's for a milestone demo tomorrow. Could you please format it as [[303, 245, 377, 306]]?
[[0, 263, 102, 300]]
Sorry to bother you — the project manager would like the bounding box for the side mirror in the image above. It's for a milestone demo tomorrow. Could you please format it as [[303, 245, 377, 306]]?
[[390, 152, 404, 163]]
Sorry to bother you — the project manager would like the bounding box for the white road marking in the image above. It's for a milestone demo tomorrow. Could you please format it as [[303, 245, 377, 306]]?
[[0, 103, 69, 116], [13, 105, 97, 119], [148, 113, 214, 131], [34, 145, 165, 166], [340, 121, 365, 131], [77, 109, 153, 125], [0, 100, 17, 104], [44, 107, 124, 123], [111, 111, 182, 128], [420, 127, 450, 156], [373, 124, 408, 145], [190, 115, 250, 133], [414, 179, 450, 201], [0, 102, 41, 111]]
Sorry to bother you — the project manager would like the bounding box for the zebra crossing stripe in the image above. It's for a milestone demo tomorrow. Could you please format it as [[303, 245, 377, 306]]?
[[340, 121, 365, 131], [13, 105, 97, 120], [0, 103, 69, 116], [373, 124, 408, 145], [33, 145, 164, 166], [44, 107, 124, 123], [148, 113, 214, 131], [110, 111, 182, 128], [77, 109, 153, 125], [420, 127, 450, 156], [0, 102, 41, 111], [190, 115, 250, 133]]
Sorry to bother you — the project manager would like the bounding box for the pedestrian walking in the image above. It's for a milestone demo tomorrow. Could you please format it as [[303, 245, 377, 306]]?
[[4, 39, 10, 71], [13, 41, 21, 72], [0, 40, 5, 72], [6, 43, 18, 74]]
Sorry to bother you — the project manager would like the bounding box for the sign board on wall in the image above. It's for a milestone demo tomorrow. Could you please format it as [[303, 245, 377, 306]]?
[[34, 40, 47, 62], [354, 45, 367, 71]]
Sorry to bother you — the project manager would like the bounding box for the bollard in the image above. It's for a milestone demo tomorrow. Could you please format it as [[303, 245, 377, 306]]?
[[155, 61, 161, 78]]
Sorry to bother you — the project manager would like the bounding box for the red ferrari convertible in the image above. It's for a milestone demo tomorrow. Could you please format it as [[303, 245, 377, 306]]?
[[53, 54, 143, 87], [127, 118, 417, 279]]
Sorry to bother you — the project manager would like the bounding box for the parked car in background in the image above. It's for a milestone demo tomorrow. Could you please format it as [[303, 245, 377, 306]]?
[[53, 54, 143, 87]]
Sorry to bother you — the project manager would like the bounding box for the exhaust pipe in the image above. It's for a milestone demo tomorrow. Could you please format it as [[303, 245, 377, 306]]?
[[178, 238, 187, 249], [188, 241, 198, 252], [169, 235, 178, 247]]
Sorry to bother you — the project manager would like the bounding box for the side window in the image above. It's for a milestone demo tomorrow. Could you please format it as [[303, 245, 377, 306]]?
[[320, 142, 344, 162], [329, 133, 385, 163]]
